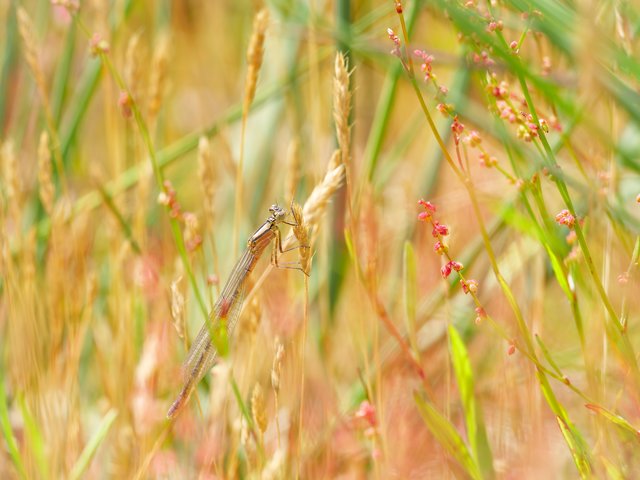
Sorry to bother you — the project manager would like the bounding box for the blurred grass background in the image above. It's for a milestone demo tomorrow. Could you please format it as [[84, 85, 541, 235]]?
[[1, 0, 640, 478]]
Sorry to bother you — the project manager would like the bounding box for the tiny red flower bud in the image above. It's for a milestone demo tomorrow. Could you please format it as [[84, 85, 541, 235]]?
[[118, 91, 133, 118], [461, 279, 478, 294], [441, 263, 452, 278], [450, 261, 463, 272], [434, 241, 447, 255], [507, 342, 516, 355], [418, 199, 437, 213], [432, 221, 449, 237], [355, 400, 377, 427], [555, 209, 576, 228], [467, 130, 482, 147], [89, 33, 110, 57]]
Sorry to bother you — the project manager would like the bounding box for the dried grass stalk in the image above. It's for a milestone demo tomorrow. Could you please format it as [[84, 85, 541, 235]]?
[[170, 277, 185, 339], [197, 136, 216, 227], [17, 7, 48, 107], [38, 131, 55, 215], [271, 339, 284, 393], [284, 138, 300, 203], [2, 140, 20, 207], [148, 34, 170, 121], [125, 32, 144, 103]]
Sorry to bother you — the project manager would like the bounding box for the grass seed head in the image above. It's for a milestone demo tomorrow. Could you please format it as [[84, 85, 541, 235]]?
[[333, 52, 352, 166], [251, 383, 268, 434], [243, 8, 269, 115]]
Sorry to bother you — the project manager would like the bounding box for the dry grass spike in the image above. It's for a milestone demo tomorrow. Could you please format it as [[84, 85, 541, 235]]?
[[302, 153, 345, 229], [333, 52, 352, 166], [124, 32, 144, 103], [17, 7, 48, 109], [271, 339, 284, 393], [197, 136, 216, 227], [148, 34, 170, 121], [243, 8, 269, 116], [291, 202, 310, 275], [251, 383, 267, 435], [37, 131, 55, 215]]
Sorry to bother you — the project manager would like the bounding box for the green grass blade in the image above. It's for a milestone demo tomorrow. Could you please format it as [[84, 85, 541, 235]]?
[[556, 416, 592, 479], [448, 325, 494, 479], [59, 60, 102, 162], [68, 409, 118, 480], [17, 395, 48, 480], [414, 392, 482, 480], [585, 404, 640, 440], [0, 376, 27, 479], [0, 1, 18, 132], [536, 370, 592, 477]]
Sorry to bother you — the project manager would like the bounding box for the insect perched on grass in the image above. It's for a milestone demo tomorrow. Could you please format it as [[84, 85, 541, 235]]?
[[167, 204, 307, 419]]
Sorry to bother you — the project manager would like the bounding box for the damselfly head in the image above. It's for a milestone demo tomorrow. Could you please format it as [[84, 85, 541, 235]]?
[[269, 204, 287, 223]]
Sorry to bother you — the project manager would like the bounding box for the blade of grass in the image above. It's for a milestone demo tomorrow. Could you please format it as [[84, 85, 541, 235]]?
[[59, 60, 102, 162], [537, 370, 592, 477], [0, 373, 27, 479], [585, 404, 640, 440], [556, 416, 592, 479], [0, 1, 18, 133], [17, 395, 48, 480], [414, 392, 482, 480], [68, 409, 118, 480], [448, 325, 495, 480]]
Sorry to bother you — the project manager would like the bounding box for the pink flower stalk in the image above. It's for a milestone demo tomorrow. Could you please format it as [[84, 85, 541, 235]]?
[[387, 28, 401, 57]]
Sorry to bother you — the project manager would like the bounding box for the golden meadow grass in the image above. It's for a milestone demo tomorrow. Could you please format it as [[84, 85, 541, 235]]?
[[1, 1, 640, 478]]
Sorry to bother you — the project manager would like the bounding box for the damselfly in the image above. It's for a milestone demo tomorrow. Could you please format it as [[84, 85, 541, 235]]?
[[167, 204, 303, 419]]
